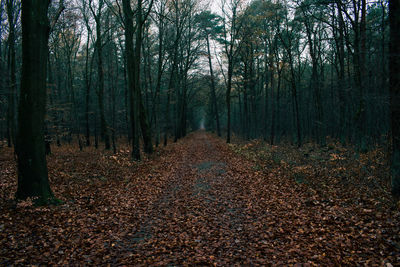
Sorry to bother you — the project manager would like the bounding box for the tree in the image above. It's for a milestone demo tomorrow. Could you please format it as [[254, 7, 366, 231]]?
[[196, 10, 222, 137], [123, 0, 153, 160], [276, 8, 303, 147], [136, 0, 154, 155], [389, 0, 400, 197], [59, 7, 83, 150], [163, 0, 188, 146], [123, 0, 140, 159], [297, 0, 326, 146], [151, 0, 168, 147], [220, 0, 243, 143], [90, 0, 111, 150], [15, 0, 56, 204], [5, 0, 19, 148], [80, 0, 95, 147], [174, 0, 201, 141], [0, 2, 4, 122]]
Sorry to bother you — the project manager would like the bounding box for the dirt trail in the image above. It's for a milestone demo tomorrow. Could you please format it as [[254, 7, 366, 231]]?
[[117, 131, 398, 265], [0, 131, 398, 265], [121, 132, 257, 265]]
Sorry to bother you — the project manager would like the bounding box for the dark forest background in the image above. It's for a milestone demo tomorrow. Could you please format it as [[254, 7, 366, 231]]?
[[0, 0, 391, 148], [1, 0, 400, 200]]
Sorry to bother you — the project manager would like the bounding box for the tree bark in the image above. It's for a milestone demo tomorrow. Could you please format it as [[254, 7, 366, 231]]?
[[6, 0, 17, 148], [358, 0, 367, 151], [224, 2, 239, 144], [153, 9, 165, 147], [122, 0, 140, 160], [389, 0, 400, 197], [92, 0, 110, 150], [135, 0, 153, 155], [226, 57, 233, 143], [335, 1, 347, 143], [301, 7, 324, 146], [206, 35, 221, 137], [84, 27, 92, 146], [16, 0, 56, 204]]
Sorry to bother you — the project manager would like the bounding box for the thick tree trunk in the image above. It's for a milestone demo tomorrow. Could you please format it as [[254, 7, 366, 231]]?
[[122, 0, 140, 160], [135, 0, 153, 155], [16, 0, 56, 204], [123, 0, 153, 159], [139, 95, 153, 153], [389, 0, 400, 197]]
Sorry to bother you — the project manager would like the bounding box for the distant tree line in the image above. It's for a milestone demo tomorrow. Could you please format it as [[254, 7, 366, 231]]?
[[0, 0, 393, 149]]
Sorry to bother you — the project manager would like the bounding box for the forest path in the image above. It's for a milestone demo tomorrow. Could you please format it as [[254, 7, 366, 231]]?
[[117, 131, 397, 265], [125, 131, 257, 265], [114, 131, 333, 265], [1, 131, 397, 265]]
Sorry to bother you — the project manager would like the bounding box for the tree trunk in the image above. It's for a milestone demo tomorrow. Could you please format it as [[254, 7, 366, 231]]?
[[269, 54, 276, 145], [16, 0, 56, 204], [289, 55, 302, 147], [206, 35, 221, 137], [135, 0, 153, 155], [154, 18, 164, 146], [263, 43, 269, 141], [358, 0, 367, 151], [226, 57, 233, 143], [275, 61, 283, 144], [0, 2, 4, 142], [140, 95, 153, 153], [302, 12, 324, 146], [336, 1, 347, 143], [164, 50, 178, 147], [94, 3, 110, 150], [84, 30, 92, 146], [6, 0, 17, 148], [243, 58, 250, 140], [389, 0, 400, 197], [122, 0, 140, 160], [122, 50, 131, 143]]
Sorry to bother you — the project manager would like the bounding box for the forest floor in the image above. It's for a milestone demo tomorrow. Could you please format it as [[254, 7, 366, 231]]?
[[0, 131, 399, 265]]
